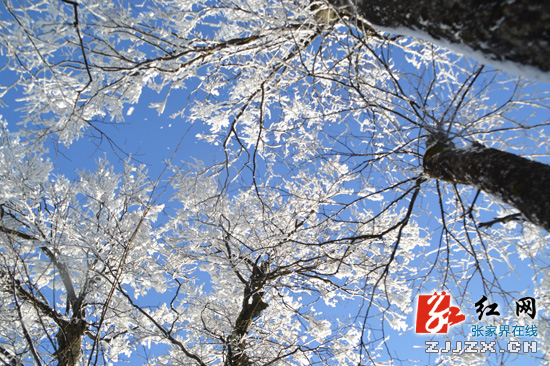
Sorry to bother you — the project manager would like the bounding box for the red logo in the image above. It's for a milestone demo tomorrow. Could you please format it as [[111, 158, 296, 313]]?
[[416, 291, 465, 334]]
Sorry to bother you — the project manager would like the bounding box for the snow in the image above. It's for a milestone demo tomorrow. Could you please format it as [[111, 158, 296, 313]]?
[[375, 25, 550, 82]]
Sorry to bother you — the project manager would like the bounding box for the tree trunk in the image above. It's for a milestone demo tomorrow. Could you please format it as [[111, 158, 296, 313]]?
[[352, 0, 550, 73], [423, 140, 550, 231], [55, 320, 86, 366], [227, 261, 269, 366]]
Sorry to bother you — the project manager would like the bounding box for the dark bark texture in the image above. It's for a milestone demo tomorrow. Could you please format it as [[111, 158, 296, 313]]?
[[227, 261, 269, 366], [423, 140, 550, 231], [354, 0, 550, 73], [55, 320, 86, 366]]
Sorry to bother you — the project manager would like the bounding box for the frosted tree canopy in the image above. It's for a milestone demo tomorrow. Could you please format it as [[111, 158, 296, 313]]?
[[0, 0, 549, 364]]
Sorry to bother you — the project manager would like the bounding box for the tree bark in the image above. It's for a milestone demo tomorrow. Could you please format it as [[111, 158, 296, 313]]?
[[423, 140, 550, 231], [227, 261, 269, 366], [352, 0, 550, 73], [55, 320, 87, 366]]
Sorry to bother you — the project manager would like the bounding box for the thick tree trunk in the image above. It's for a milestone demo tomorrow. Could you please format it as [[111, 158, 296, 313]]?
[[55, 320, 86, 366], [423, 140, 550, 231], [352, 0, 550, 73]]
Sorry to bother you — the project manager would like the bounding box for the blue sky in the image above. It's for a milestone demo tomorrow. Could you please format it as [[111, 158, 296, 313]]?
[[1, 5, 549, 365], [2, 64, 547, 366], [2, 73, 546, 366], [2, 52, 547, 366]]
